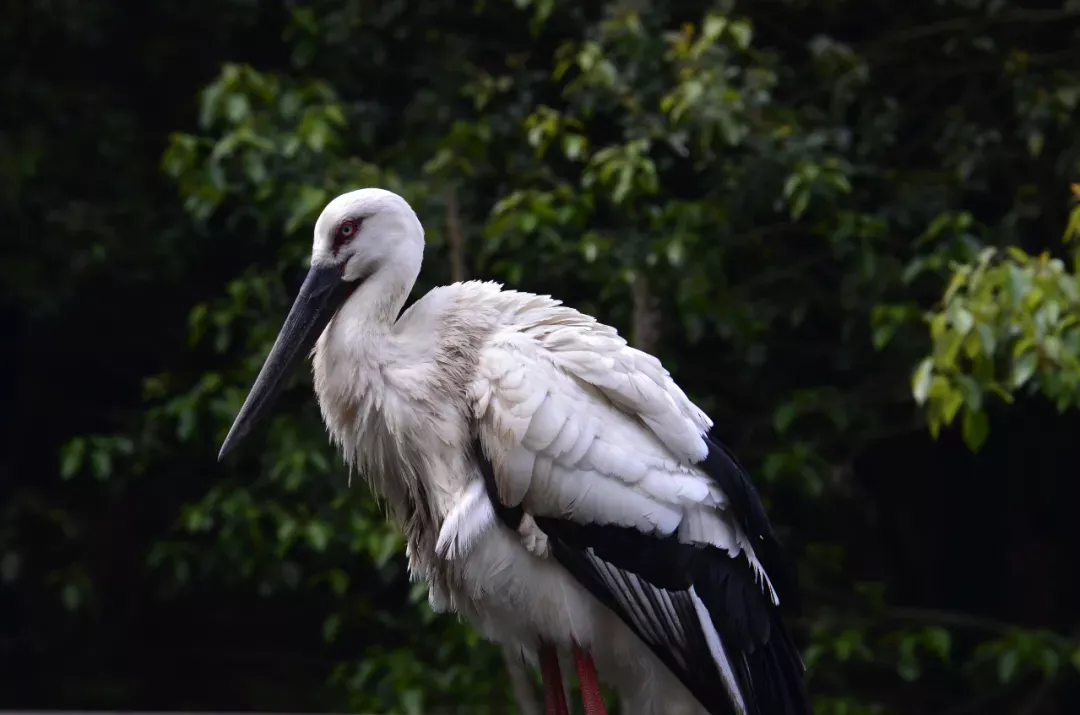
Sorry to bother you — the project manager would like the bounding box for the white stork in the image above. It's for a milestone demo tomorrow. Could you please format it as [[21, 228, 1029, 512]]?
[[219, 188, 810, 715]]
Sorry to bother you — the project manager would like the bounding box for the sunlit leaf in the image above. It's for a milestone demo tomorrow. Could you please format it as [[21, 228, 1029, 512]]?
[[912, 358, 933, 405], [961, 408, 990, 452]]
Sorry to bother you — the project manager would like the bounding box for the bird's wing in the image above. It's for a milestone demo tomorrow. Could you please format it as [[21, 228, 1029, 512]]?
[[469, 307, 808, 715]]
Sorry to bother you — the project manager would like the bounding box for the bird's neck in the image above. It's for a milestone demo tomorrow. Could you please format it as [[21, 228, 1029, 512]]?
[[313, 261, 417, 406], [341, 261, 417, 335], [310, 260, 458, 570]]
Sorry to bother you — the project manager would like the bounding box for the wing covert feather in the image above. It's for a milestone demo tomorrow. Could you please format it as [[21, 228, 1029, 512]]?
[[472, 338, 732, 545], [464, 298, 808, 715], [473, 324, 741, 524]]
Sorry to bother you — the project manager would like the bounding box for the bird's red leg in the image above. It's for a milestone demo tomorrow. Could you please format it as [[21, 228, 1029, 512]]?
[[539, 641, 570, 715], [572, 644, 608, 715]]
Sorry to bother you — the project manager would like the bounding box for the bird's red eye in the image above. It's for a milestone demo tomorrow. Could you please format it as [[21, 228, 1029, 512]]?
[[333, 219, 360, 253]]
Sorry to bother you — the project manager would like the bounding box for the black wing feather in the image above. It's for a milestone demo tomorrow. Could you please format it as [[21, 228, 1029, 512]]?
[[473, 436, 811, 715], [702, 435, 802, 612]]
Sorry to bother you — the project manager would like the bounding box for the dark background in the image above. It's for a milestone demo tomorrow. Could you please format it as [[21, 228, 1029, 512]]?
[[3, 0, 1080, 713]]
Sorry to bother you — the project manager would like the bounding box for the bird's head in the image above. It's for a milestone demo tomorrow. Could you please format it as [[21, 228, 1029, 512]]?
[[311, 187, 425, 284], [217, 188, 424, 460]]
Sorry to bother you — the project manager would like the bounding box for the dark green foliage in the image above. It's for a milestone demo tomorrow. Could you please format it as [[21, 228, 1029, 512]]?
[[3, 0, 1080, 713]]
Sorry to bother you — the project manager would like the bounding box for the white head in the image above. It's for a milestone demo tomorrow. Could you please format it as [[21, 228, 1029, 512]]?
[[311, 188, 425, 284], [218, 188, 425, 459]]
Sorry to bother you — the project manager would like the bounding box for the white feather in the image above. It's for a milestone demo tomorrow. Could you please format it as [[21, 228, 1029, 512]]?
[[436, 479, 496, 561], [291, 188, 791, 715], [474, 328, 774, 581]]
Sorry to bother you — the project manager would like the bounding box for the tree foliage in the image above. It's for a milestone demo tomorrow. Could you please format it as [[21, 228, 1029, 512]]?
[[915, 195, 1080, 450], [4, 0, 1080, 713]]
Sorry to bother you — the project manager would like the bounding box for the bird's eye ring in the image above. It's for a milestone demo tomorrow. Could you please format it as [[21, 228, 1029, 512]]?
[[334, 219, 361, 253]]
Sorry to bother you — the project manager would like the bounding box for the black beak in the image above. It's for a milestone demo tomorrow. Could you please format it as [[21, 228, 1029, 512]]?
[[218, 263, 357, 460]]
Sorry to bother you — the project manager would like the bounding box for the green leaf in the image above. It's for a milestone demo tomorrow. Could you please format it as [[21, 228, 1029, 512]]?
[[872, 324, 894, 350], [975, 323, 997, 355], [1012, 351, 1038, 388], [791, 190, 810, 220], [940, 389, 964, 424], [955, 375, 983, 411], [322, 613, 341, 643], [998, 649, 1019, 683], [729, 20, 753, 50], [1041, 648, 1061, 678], [774, 402, 798, 434], [225, 94, 250, 123], [924, 627, 951, 660], [90, 448, 113, 480], [912, 358, 933, 405], [962, 408, 990, 452], [60, 438, 86, 479], [306, 521, 332, 552], [897, 633, 921, 681], [327, 569, 349, 596], [947, 303, 974, 336], [401, 688, 423, 715], [61, 583, 81, 612]]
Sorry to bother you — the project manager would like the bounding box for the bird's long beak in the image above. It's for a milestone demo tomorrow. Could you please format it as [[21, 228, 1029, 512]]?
[[218, 263, 357, 460]]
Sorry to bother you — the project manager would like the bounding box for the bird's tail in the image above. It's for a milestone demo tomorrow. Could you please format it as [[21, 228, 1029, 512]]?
[[741, 614, 812, 715]]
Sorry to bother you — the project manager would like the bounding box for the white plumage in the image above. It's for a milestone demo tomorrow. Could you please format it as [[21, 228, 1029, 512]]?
[[220, 188, 810, 715]]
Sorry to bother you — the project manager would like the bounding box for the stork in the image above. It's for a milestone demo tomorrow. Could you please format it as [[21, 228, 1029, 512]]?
[[218, 188, 811, 715]]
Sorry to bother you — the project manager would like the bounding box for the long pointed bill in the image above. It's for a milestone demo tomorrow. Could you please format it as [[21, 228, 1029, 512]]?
[[218, 263, 357, 460]]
